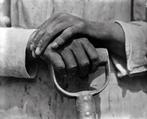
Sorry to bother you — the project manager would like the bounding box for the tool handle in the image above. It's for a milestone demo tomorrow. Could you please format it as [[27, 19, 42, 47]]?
[[76, 94, 97, 119]]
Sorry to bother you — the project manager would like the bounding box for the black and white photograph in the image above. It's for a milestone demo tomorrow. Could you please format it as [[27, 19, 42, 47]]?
[[0, 0, 146, 119]]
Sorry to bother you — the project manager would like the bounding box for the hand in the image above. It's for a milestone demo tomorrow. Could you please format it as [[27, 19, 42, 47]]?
[[43, 38, 101, 78], [29, 12, 126, 66], [30, 12, 125, 60], [30, 13, 89, 56]]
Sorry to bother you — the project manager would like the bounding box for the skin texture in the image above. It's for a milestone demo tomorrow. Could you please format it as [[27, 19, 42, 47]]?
[[42, 38, 101, 77], [28, 13, 126, 77]]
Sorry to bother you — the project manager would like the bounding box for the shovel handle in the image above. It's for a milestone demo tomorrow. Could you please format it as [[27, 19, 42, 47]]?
[[76, 94, 97, 119]]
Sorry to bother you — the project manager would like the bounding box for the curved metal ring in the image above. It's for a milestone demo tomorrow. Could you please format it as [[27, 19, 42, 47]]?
[[51, 59, 110, 97]]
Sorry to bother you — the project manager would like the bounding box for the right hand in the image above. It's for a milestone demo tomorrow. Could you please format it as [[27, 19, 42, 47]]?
[[43, 38, 101, 78]]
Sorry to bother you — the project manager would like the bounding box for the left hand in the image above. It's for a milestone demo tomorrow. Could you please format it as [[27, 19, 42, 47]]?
[[30, 13, 89, 57]]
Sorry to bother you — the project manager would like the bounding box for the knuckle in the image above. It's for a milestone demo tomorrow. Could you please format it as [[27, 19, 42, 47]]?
[[92, 56, 100, 64], [71, 40, 79, 48], [57, 36, 64, 42], [67, 65, 77, 76], [55, 64, 65, 70], [79, 38, 89, 45], [76, 40, 81, 44], [83, 39, 90, 45], [92, 54, 99, 61], [83, 38, 89, 42], [78, 38, 88, 43], [81, 37, 88, 41], [72, 39, 77, 44], [64, 28, 73, 35], [80, 59, 89, 67], [67, 64, 77, 70], [57, 61, 65, 69]]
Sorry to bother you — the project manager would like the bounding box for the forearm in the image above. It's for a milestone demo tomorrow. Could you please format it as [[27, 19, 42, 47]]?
[[83, 20, 147, 77], [86, 21, 126, 60]]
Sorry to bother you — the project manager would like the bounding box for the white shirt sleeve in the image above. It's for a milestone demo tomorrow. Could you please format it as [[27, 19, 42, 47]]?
[[0, 27, 38, 78], [111, 21, 147, 77]]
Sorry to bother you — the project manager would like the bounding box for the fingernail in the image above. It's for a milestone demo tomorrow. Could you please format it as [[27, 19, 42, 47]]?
[[35, 47, 41, 55], [30, 44, 34, 51], [32, 51, 36, 58], [50, 42, 58, 49]]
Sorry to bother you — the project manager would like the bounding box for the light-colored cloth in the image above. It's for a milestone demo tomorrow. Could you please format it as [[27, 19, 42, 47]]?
[[112, 21, 147, 77], [8, 0, 147, 78], [0, 28, 36, 78], [1, 21, 147, 78]]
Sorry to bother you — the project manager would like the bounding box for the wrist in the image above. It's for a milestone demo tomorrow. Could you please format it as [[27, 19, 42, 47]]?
[[85, 21, 125, 49], [108, 22, 126, 59], [85, 21, 114, 48]]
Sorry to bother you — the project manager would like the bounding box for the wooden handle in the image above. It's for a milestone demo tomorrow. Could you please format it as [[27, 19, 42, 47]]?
[[76, 94, 98, 119]]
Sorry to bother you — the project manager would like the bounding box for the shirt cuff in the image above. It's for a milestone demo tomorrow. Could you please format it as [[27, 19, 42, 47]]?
[[111, 21, 147, 77], [0, 27, 38, 78]]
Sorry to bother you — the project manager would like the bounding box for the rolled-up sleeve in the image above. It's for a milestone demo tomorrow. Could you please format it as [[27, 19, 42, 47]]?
[[112, 21, 147, 77], [0, 27, 37, 78]]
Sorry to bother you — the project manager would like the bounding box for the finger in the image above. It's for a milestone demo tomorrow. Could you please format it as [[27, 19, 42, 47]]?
[[79, 38, 100, 72], [50, 26, 79, 49], [34, 32, 52, 56], [32, 14, 66, 53], [43, 47, 65, 73], [33, 13, 62, 45], [60, 47, 77, 76], [35, 22, 73, 56], [70, 40, 90, 78], [30, 29, 46, 54], [32, 13, 71, 52]]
